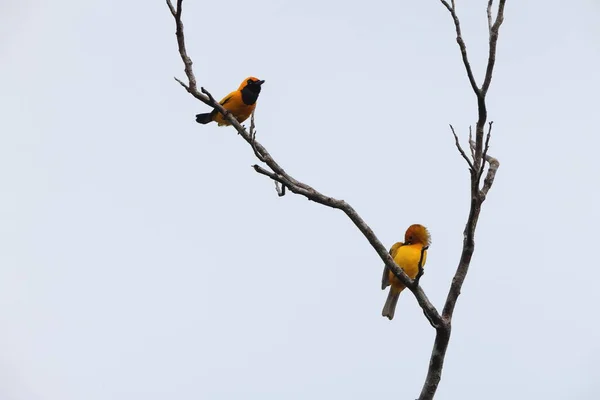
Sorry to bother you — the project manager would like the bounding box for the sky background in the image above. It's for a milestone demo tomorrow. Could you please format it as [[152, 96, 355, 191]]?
[[1, 0, 599, 399]]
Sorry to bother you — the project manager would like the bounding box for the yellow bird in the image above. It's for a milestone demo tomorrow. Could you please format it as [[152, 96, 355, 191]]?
[[195, 77, 265, 126], [381, 224, 431, 320]]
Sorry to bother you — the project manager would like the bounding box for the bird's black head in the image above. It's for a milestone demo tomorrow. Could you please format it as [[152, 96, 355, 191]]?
[[240, 77, 265, 105]]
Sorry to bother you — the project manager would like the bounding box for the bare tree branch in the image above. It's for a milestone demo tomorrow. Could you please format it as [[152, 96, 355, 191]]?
[[487, 0, 494, 35], [249, 112, 267, 163], [478, 121, 493, 183], [482, 0, 507, 96], [249, 111, 257, 139], [166, 0, 176, 18], [275, 181, 286, 197], [439, 1, 481, 97], [450, 124, 474, 171], [440, 0, 505, 172], [166, 0, 444, 329], [468, 126, 475, 161], [418, 2, 506, 399], [167, 0, 197, 93]]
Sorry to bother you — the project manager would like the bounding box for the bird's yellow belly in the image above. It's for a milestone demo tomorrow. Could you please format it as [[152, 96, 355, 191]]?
[[388, 245, 427, 289]]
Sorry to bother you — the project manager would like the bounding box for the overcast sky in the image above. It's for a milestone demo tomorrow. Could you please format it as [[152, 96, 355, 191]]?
[[1, 0, 599, 399]]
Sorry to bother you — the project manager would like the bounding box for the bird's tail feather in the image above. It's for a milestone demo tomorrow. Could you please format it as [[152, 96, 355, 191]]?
[[382, 289, 400, 320], [195, 112, 213, 124]]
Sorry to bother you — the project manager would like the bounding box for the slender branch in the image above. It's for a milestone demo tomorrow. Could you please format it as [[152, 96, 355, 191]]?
[[439, 1, 480, 97], [249, 112, 267, 163], [450, 125, 474, 171], [440, 0, 505, 170], [481, 0, 507, 96], [249, 111, 256, 139], [167, 1, 444, 329], [477, 121, 493, 184], [255, 154, 446, 323], [468, 126, 475, 161], [174, 76, 188, 90], [253, 164, 286, 185], [275, 181, 286, 197], [253, 165, 287, 197], [167, 0, 197, 92], [166, 0, 176, 16], [487, 0, 494, 36]]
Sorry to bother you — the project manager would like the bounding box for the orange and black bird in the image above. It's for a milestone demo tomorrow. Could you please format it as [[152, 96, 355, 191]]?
[[195, 77, 265, 126]]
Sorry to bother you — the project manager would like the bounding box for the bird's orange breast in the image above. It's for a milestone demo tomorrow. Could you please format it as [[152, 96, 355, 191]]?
[[214, 91, 256, 126]]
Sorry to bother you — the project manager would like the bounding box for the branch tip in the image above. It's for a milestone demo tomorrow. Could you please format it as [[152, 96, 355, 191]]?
[[487, 0, 494, 35], [166, 0, 176, 16]]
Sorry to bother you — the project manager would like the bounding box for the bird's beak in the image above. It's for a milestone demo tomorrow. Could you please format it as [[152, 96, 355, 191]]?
[[257, 80, 265, 85]]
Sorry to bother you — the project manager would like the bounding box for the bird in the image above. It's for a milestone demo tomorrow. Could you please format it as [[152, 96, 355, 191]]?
[[195, 77, 265, 126], [381, 224, 431, 320]]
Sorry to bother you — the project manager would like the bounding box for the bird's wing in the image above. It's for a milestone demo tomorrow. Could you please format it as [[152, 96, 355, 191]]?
[[382, 242, 404, 289], [208, 93, 235, 119], [219, 92, 235, 106]]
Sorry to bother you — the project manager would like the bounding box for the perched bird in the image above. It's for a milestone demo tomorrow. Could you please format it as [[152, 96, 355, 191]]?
[[195, 77, 265, 126], [381, 224, 431, 320]]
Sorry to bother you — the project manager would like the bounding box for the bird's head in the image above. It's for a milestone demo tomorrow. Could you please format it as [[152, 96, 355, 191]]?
[[239, 76, 265, 93], [404, 224, 431, 246]]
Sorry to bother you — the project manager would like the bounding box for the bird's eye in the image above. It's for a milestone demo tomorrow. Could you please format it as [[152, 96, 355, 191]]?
[[247, 79, 253, 85]]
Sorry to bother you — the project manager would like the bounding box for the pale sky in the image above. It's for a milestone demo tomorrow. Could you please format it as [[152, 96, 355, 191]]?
[[1, 1, 599, 399]]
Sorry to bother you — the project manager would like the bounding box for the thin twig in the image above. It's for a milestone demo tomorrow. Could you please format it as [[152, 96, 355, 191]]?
[[478, 121, 493, 184], [468, 126, 475, 161], [439, 0, 481, 96], [166, 0, 176, 16], [167, 0, 197, 92], [253, 164, 285, 184], [249, 112, 267, 162], [249, 111, 256, 140], [200, 87, 218, 107], [275, 181, 286, 197], [450, 125, 474, 170], [413, 245, 429, 287], [481, 0, 507, 96], [487, 0, 494, 36], [174, 76, 189, 90]]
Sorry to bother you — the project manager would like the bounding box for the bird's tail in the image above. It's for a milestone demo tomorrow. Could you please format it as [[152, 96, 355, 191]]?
[[195, 112, 213, 124], [382, 289, 401, 320]]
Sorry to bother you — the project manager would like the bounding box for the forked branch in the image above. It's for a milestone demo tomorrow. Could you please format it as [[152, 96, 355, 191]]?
[[418, 2, 505, 399]]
